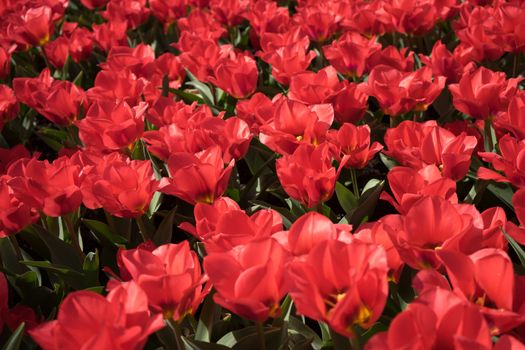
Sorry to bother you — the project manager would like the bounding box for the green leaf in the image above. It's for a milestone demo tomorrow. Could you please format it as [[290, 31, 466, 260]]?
[[82, 219, 128, 246], [31, 225, 83, 272], [72, 70, 83, 87], [285, 198, 307, 219], [152, 209, 176, 246], [2, 323, 25, 350], [288, 317, 323, 350], [82, 251, 100, 287], [182, 338, 230, 350], [0, 238, 28, 275], [20, 260, 81, 275], [217, 327, 258, 347], [148, 191, 163, 218], [503, 228, 525, 267], [20, 260, 92, 290], [36, 133, 63, 151], [344, 180, 385, 228], [379, 153, 398, 170], [487, 183, 514, 209], [195, 293, 221, 342], [169, 88, 205, 104], [335, 182, 358, 214], [187, 81, 215, 107], [10, 271, 39, 299], [231, 326, 283, 350]]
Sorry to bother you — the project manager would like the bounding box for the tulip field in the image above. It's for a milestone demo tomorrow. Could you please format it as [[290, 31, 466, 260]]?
[[2, 0, 525, 348]]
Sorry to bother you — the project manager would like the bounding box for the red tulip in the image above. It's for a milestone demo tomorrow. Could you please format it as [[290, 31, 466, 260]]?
[[0, 175, 39, 237], [293, 2, 342, 43], [330, 82, 369, 124], [87, 69, 147, 106], [366, 46, 414, 72], [30, 284, 163, 350], [381, 165, 458, 214], [92, 20, 128, 52], [102, 0, 150, 29], [100, 44, 155, 76], [6, 304, 41, 332], [149, 0, 187, 24], [288, 238, 388, 338], [204, 237, 289, 322], [329, 123, 383, 169], [259, 97, 333, 155], [257, 27, 316, 86], [276, 143, 338, 208], [288, 66, 344, 105], [159, 146, 234, 205], [323, 31, 381, 78], [355, 219, 404, 282], [383, 0, 446, 35], [177, 9, 226, 42], [366, 288, 493, 350], [244, 0, 290, 39], [179, 197, 240, 240], [10, 6, 55, 48], [145, 97, 198, 128], [0, 85, 18, 131], [177, 33, 232, 83], [495, 91, 525, 141], [0, 145, 30, 175], [276, 212, 352, 256], [7, 156, 82, 217], [209, 0, 248, 27], [0, 46, 12, 80], [478, 134, 525, 187], [449, 66, 521, 120], [13, 69, 87, 126], [386, 196, 481, 269], [43, 36, 69, 68], [209, 51, 258, 99], [384, 120, 477, 180], [143, 116, 251, 163], [236, 92, 275, 133], [115, 241, 209, 321], [438, 249, 525, 334], [498, 2, 525, 53], [203, 208, 282, 253], [365, 65, 445, 116], [77, 100, 146, 152], [420, 40, 464, 84], [80, 153, 158, 218], [454, 5, 506, 62], [80, 0, 108, 9]]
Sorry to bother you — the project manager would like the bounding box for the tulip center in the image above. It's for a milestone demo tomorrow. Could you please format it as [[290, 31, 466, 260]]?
[[353, 305, 372, 327], [163, 309, 175, 320], [196, 193, 215, 204]]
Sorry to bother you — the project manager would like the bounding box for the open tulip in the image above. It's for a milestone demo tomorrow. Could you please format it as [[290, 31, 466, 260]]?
[[288, 238, 388, 338]]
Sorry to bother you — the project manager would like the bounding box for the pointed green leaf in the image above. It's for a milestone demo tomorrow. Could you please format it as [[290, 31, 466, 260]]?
[[2, 323, 25, 350], [335, 182, 358, 214]]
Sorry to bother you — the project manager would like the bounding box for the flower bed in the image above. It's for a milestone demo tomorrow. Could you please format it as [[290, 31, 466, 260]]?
[[1, 0, 525, 349]]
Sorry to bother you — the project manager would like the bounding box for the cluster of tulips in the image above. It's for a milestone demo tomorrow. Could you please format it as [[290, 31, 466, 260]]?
[[2, 0, 525, 349]]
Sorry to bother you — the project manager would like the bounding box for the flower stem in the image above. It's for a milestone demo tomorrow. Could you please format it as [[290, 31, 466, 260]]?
[[350, 168, 360, 200], [135, 215, 150, 242], [256, 322, 266, 350], [9, 236, 23, 261], [64, 215, 85, 260], [513, 52, 520, 77], [329, 327, 352, 350], [483, 119, 495, 152], [166, 318, 184, 350]]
